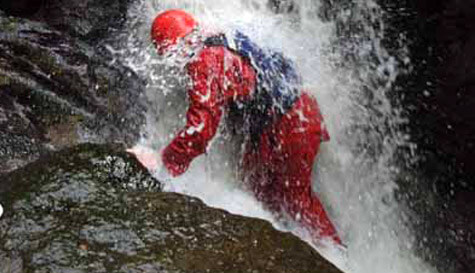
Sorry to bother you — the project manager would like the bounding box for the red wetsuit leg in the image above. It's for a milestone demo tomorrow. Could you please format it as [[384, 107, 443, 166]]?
[[243, 93, 341, 244]]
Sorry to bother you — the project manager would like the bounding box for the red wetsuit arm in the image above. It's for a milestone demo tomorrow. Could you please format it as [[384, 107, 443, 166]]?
[[162, 47, 257, 176], [162, 49, 224, 177]]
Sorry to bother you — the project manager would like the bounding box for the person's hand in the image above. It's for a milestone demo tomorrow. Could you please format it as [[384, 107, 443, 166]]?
[[127, 145, 161, 171], [127, 145, 173, 183]]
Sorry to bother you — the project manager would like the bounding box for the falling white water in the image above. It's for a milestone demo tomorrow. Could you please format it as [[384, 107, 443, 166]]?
[[110, 0, 436, 272]]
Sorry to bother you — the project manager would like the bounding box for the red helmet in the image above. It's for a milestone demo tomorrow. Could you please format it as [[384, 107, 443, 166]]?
[[151, 10, 198, 55]]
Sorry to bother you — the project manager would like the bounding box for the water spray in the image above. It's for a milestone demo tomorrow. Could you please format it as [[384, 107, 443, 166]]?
[[108, 1, 437, 272]]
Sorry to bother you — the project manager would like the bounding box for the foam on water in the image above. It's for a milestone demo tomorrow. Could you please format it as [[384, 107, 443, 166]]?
[[113, 0, 437, 272]]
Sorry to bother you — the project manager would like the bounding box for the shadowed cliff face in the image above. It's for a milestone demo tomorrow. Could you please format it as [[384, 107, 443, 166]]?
[[375, 1, 475, 272], [431, 0, 475, 177], [0, 0, 43, 17], [398, 0, 475, 191]]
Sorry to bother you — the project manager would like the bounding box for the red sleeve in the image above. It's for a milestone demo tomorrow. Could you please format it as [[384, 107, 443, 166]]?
[[162, 48, 225, 177]]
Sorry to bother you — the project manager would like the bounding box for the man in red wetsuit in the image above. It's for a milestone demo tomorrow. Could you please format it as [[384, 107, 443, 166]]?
[[145, 9, 341, 244]]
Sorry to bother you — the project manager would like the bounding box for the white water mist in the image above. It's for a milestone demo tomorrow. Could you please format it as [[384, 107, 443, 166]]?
[[111, 0, 436, 272]]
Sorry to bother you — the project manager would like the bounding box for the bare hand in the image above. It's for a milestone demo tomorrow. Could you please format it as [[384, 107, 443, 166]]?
[[127, 145, 161, 171]]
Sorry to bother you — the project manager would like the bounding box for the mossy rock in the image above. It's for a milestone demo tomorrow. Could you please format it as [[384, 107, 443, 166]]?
[[0, 144, 343, 273]]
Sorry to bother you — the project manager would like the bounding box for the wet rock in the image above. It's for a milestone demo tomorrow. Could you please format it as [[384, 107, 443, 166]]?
[[268, 0, 298, 14], [0, 0, 131, 43], [0, 0, 43, 17], [0, 12, 146, 173], [374, 1, 475, 272], [445, 191, 475, 273], [0, 144, 342, 273], [36, 0, 132, 43]]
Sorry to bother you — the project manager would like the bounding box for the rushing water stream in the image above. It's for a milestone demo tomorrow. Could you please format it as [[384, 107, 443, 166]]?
[[112, 0, 438, 272]]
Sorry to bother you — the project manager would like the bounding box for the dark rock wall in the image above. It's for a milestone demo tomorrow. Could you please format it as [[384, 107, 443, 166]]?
[[0, 0, 131, 42], [36, 0, 131, 43], [0, 0, 43, 17], [0, 1, 146, 173], [378, 1, 475, 272]]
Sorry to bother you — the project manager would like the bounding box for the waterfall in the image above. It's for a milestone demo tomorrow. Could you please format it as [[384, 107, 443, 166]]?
[[110, 0, 437, 272]]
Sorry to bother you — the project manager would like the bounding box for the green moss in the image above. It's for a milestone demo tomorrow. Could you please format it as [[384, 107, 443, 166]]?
[[0, 74, 10, 86], [0, 17, 18, 33]]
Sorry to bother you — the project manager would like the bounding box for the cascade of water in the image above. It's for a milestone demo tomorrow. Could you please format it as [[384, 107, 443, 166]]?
[[108, 0, 437, 272]]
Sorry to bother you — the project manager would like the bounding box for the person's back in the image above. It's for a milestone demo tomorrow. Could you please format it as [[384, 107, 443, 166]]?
[[145, 9, 341, 245]]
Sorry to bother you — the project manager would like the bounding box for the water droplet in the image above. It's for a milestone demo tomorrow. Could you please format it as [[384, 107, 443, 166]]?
[[0, 203, 3, 218]]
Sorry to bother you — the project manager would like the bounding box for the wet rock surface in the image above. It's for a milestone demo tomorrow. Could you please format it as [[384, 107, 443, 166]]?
[[0, 144, 342, 273], [0, 0, 130, 43], [375, 1, 475, 272], [0, 0, 43, 17], [35, 0, 132, 43], [0, 11, 146, 173]]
